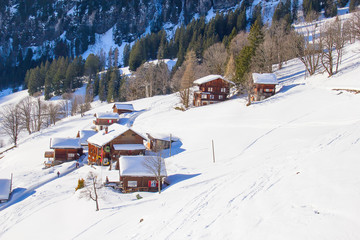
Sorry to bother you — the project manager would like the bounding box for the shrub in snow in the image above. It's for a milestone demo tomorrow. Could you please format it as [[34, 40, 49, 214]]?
[[75, 178, 85, 191]]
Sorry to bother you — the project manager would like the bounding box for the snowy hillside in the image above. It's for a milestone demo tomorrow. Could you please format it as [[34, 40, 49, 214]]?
[[1, 39, 360, 239]]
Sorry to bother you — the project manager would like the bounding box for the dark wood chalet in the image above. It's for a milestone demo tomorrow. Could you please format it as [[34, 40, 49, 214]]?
[[193, 75, 234, 107], [146, 133, 179, 152], [119, 156, 167, 192], [50, 138, 83, 163], [87, 123, 147, 168], [252, 73, 278, 101], [112, 103, 134, 115], [93, 112, 119, 131]]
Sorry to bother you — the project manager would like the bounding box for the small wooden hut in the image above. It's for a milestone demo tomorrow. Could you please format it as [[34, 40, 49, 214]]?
[[252, 73, 278, 101], [193, 75, 234, 107], [120, 156, 167, 192], [50, 138, 83, 163], [146, 133, 179, 152], [112, 103, 134, 115]]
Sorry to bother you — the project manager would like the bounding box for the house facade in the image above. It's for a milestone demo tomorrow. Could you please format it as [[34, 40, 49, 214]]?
[[193, 75, 234, 107], [112, 103, 134, 115], [119, 156, 167, 192], [93, 112, 119, 131], [252, 73, 278, 101], [87, 124, 147, 167]]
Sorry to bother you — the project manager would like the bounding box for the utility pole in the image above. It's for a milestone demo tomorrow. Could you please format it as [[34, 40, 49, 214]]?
[[169, 134, 172, 157], [212, 140, 215, 163]]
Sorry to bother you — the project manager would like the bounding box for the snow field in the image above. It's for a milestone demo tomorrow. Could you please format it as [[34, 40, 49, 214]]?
[[0, 41, 360, 240]]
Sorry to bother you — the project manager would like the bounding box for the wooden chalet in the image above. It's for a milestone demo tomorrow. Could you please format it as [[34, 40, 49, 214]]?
[[0, 175, 12, 203], [252, 73, 278, 101], [50, 138, 83, 164], [146, 133, 179, 152], [119, 156, 167, 192], [87, 123, 147, 168], [112, 103, 134, 115], [93, 112, 119, 131], [193, 75, 234, 107]]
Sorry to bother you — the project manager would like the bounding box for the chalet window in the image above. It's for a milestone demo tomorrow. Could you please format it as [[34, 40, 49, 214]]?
[[108, 119, 113, 123], [221, 88, 227, 92], [128, 181, 137, 187], [201, 94, 207, 99], [264, 89, 272, 92], [201, 87, 205, 91], [148, 180, 157, 187], [68, 153, 75, 158], [210, 95, 214, 99], [132, 133, 136, 136], [219, 95, 224, 100], [208, 87, 213, 92]]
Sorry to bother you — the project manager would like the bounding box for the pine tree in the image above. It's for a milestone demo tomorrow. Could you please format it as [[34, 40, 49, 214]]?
[[123, 44, 131, 67], [98, 74, 107, 102]]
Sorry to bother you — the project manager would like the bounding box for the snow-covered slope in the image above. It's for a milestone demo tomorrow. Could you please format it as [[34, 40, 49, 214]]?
[[0, 40, 360, 239]]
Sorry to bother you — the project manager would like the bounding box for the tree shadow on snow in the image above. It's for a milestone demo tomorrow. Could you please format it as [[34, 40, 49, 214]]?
[[164, 173, 201, 188]]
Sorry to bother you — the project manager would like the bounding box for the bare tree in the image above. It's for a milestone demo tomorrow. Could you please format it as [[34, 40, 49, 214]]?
[[229, 31, 249, 57], [203, 43, 228, 75], [0, 104, 23, 146], [62, 92, 73, 117], [33, 94, 45, 132], [352, 11, 360, 40], [179, 51, 196, 109], [142, 155, 166, 194], [80, 172, 103, 211], [292, 27, 321, 76], [18, 96, 34, 135], [244, 72, 254, 106], [46, 102, 61, 125], [319, 18, 346, 77], [225, 54, 236, 81]]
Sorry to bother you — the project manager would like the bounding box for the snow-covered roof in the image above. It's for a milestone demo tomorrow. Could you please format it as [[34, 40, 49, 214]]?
[[193, 75, 234, 85], [113, 144, 146, 151], [120, 156, 167, 177], [252, 73, 278, 84], [94, 112, 119, 120], [147, 133, 179, 142], [78, 130, 97, 145], [0, 179, 11, 201], [87, 123, 147, 147], [112, 103, 134, 111], [51, 138, 81, 149]]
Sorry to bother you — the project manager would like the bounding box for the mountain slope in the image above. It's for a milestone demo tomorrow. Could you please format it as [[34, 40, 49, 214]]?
[[0, 41, 360, 239]]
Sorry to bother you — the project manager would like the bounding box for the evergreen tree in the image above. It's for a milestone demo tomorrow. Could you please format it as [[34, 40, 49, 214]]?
[[98, 74, 107, 102], [123, 44, 131, 67]]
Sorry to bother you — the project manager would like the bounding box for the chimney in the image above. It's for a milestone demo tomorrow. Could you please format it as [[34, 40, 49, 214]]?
[[105, 127, 108, 134]]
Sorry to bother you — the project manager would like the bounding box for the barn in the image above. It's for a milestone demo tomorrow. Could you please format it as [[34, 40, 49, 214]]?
[[87, 123, 147, 167], [252, 73, 278, 101], [193, 75, 234, 107], [119, 156, 167, 192], [112, 103, 134, 115], [50, 137, 83, 164], [146, 133, 179, 152]]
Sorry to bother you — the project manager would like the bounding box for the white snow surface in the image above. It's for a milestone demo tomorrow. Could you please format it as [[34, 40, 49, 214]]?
[[193, 74, 234, 85], [253, 73, 278, 84], [50, 138, 81, 149], [0, 40, 360, 239], [120, 156, 167, 177], [0, 179, 11, 201]]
